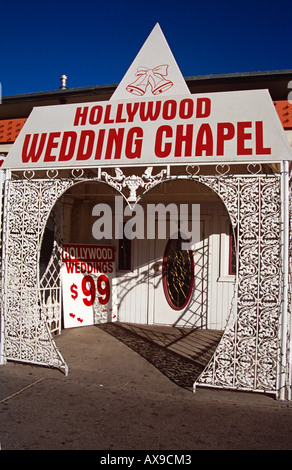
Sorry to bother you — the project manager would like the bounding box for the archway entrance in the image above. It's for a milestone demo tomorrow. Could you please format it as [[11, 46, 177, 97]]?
[[36, 175, 235, 387], [117, 178, 236, 332], [39, 180, 121, 333]]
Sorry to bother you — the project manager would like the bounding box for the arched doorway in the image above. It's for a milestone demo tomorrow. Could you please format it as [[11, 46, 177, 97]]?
[[39, 180, 122, 333], [117, 178, 236, 332]]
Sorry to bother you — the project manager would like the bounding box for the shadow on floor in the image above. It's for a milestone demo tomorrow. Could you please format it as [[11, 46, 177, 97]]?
[[97, 322, 223, 391]]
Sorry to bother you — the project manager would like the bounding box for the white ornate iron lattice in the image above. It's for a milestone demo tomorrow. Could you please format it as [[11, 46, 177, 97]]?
[[1, 176, 74, 373], [0, 164, 289, 398], [193, 172, 283, 395], [39, 201, 64, 336]]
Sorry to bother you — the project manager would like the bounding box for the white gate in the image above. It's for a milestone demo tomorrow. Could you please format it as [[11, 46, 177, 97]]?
[[39, 202, 64, 335], [1, 174, 74, 373]]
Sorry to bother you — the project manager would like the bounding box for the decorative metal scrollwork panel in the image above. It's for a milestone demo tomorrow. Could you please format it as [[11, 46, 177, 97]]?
[[195, 175, 281, 394], [2, 179, 74, 372]]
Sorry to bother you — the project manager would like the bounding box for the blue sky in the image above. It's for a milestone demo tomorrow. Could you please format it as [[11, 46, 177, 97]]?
[[1, 0, 291, 97]]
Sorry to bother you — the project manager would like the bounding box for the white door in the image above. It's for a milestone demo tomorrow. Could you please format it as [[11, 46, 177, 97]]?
[[151, 220, 209, 328]]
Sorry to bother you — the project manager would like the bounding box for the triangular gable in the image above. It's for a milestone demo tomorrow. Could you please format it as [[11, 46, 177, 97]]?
[[110, 23, 190, 100]]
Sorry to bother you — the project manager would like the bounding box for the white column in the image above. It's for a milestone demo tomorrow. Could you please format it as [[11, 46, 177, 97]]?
[[278, 160, 289, 400], [0, 169, 10, 366]]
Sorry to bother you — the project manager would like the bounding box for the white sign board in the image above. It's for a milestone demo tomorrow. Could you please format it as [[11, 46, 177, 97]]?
[[61, 244, 116, 328], [3, 89, 292, 169]]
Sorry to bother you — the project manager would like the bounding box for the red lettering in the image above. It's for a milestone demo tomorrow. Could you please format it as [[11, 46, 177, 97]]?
[[22, 133, 47, 163], [104, 105, 114, 124], [116, 104, 127, 123], [179, 99, 194, 119], [44, 132, 60, 162], [74, 106, 88, 126], [97, 274, 110, 305], [155, 126, 172, 158], [89, 106, 103, 125], [162, 100, 177, 120], [195, 124, 213, 156], [196, 98, 211, 118], [76, 130, 95, 160], [105, 128, 124, 159], [65, 263, 75, 273], [140, 101, 161, 121], [175, 125, 193, 157], [255, 121, 271, 155], [217, 123, 235, 156], [95, 129, 105, 160], [125, 127, 143, 159], [237, 122, 252, 155], [59, 131, 77, 161], [126, 103, 139, 122]]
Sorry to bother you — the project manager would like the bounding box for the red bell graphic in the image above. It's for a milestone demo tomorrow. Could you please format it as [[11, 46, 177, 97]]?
[[151, 75, 173, 95], [126, 71, 149, 96], [126, 65, 173, 96]]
